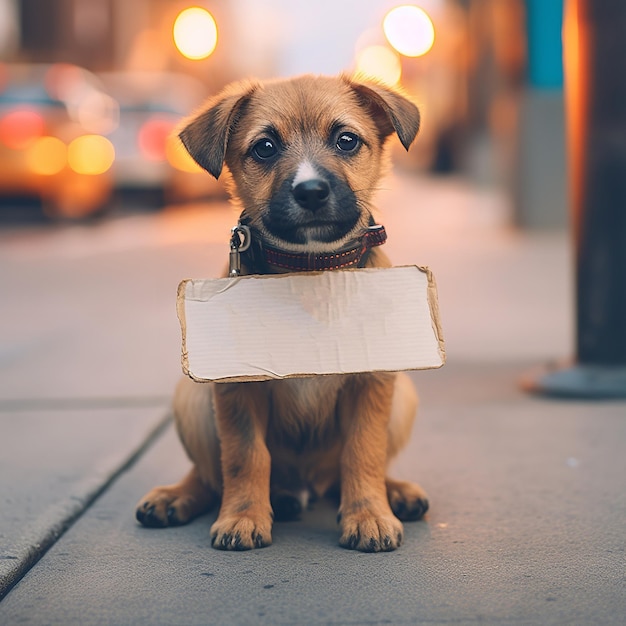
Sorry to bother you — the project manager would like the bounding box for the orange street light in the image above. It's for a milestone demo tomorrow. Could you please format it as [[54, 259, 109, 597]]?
[[173, 7, 218, 60], [383, 5, 435, 58]]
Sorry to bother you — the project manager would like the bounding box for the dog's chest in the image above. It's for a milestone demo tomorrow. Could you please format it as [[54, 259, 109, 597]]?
[[268, 375, 345, 430]]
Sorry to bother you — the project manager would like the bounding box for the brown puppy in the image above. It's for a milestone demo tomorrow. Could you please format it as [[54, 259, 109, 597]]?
[[136, 75, 428, 552]]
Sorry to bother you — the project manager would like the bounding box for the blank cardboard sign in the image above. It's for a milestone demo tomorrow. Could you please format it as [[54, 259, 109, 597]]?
[[178, 265, 445, 383]]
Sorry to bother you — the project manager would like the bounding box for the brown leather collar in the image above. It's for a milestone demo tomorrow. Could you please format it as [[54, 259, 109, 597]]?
[[242, 225, 387, 272]]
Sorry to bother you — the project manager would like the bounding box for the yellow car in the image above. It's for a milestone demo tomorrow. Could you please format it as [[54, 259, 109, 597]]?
[[0, 63, 117, 219]]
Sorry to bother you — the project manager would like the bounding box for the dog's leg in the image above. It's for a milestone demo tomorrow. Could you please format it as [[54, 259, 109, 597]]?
[[386, 372, 430, 521], [135, 377, 221, 527], [337, 373, 404, 552], [210, 382, 273, 550]]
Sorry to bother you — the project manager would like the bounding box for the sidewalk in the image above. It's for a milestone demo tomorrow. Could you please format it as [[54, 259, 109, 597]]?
[[0, 174, 624, 625]]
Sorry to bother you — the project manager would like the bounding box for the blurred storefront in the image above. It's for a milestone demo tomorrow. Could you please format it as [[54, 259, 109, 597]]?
[[1, 0, 568, 228]]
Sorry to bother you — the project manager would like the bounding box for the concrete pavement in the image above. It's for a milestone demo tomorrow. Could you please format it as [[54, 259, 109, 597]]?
[[0, 174, 624, 624]]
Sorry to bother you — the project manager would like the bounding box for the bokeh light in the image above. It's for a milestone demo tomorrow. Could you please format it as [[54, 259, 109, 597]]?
[[76, 91, 119, 135], [355, 45, 402, 86], [139, 118, 174, 161], [67, 135, 115, 175], [27, 136, 67, 175], [0, 109, 45, 149], [166, 135, 203, 173], [383, 5, 435, 57], [173, 7, 218, 60]]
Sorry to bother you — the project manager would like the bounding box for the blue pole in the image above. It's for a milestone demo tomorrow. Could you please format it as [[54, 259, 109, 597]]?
[[525, 0, 564, 89]]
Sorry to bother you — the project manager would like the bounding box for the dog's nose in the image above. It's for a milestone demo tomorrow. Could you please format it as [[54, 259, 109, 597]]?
[[292, 179, 330, 212]]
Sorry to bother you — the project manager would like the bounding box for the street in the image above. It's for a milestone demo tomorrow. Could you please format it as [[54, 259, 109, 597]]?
[[1, 173, 624, 624]]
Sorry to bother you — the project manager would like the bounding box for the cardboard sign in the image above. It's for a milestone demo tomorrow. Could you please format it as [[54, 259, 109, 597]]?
[[178, 265, 445, 383]]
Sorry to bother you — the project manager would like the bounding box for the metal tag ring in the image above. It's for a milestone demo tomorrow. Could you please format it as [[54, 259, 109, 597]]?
[[230, 224, 251, 252]]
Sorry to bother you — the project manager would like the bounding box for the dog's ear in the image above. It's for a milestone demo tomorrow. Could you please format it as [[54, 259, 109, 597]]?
[[346, 77, 420, 151], [178, 80, 258, 179]]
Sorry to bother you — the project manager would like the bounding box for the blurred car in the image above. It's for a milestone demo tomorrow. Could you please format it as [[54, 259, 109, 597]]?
[[0, 63, 117, 218], [97, 71, 226, 203]]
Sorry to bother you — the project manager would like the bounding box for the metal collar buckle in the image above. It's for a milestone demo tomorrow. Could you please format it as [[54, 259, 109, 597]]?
[[229, 224, 251, 276]]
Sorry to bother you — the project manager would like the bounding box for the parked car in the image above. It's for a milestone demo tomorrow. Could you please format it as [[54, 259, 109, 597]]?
[[0, 63, 117, 218], [97, 71, 226, 203]]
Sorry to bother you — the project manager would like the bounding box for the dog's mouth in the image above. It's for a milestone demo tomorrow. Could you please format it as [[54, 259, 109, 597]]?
[[264, 215, 361, 245], [261, 173, 363, 246]]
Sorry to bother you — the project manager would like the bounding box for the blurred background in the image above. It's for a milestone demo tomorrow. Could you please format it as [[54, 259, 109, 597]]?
[[0, 0, 565, 227], [3, 5, 626, 618]]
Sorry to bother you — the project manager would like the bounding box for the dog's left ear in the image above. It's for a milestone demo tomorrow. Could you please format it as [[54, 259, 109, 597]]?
[[178, 80, 258, 179], [346, 78, 420, 151]]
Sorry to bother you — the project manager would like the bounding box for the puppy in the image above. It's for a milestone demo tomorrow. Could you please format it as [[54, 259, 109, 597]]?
[[136, 75, 428, 552]]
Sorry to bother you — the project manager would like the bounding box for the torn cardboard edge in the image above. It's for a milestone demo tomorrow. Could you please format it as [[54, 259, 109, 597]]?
[[177, 265, 445, 383]]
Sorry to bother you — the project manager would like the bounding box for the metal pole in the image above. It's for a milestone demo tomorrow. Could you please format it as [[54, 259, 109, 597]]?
[[525, 0, 626, 397]]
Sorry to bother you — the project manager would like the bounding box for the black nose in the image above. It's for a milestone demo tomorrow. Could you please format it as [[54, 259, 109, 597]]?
[[292, 179, 330, 212]]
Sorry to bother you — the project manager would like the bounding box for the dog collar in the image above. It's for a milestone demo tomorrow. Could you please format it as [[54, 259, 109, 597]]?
[[235, 224, 387, 273]]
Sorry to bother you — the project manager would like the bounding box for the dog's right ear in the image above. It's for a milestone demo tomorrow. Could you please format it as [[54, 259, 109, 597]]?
[[178, 80, 258, 179]]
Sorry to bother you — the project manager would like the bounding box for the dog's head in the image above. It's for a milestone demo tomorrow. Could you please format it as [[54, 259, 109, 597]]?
[[179, 75, 420, 251]]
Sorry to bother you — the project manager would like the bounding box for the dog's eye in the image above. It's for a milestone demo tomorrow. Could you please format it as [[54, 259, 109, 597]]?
[[252, 138, 278, 160], [336, 132, 360, 153]]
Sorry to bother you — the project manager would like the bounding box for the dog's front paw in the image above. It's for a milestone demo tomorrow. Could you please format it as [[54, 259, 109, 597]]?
[[338, 509, 404, 552], [136, 486, 209, 528], [210, 511, 272, 551]]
